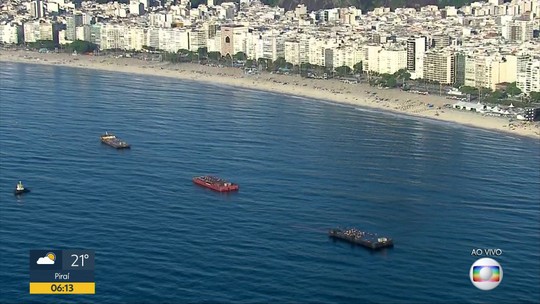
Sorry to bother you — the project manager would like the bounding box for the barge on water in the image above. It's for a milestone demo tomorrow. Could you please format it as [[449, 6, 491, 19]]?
[[193, 176, 239, 192], [329, 228, 393, 249], [100, 132, 130, 149]]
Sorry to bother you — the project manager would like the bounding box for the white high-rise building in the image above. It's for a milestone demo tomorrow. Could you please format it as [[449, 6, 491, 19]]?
[[76, 25, 91, 42], [82, 13, 93, 25], [244, 30, 258, 59], [189, 28, 207, 52], [0, 23, 20, 44], [66, 14, 83, 42], [207, 30, 221, 53], [327, 46, 363, 70], [149, 12, 172, 28], [364, 45, 380, 73], [298, 35, 310, 65], [146, 27, 160, 50], [338, 7, 358, 25], [47, 2, 59, 14], [307, 39, 327, 67], [89, 24, 102, 46], [24, 21, 40, 43], [31, 0, 44, 19], [258, 30, 284, 61], [517, 55, 540, 95], [100, 24, 129, 50], [502, 20, 534, 42], [445, 6, 458, 16], [295, 4, 307, 18], [366, 45, 407, 75], [23, 20, 55, 43], [464, 54, 517, 90], [159, 28, 190, 52], [126, 27, 146, 51], [284, 40, 300, 65], [407, 36, 427, 79], [130, 0, 144, 16], [378, 48, 407, 75]]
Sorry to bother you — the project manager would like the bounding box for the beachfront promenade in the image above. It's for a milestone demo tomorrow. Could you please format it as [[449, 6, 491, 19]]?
[[1, 50, 538, 139]]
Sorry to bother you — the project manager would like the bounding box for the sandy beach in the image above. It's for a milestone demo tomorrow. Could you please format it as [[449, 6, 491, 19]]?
[[1, 50, 539, 139]]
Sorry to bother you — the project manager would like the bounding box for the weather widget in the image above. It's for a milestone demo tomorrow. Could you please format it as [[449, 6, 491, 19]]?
[[29, 249, 95, 294]]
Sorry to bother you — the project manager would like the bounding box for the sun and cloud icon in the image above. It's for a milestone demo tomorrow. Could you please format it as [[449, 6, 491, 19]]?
[[36, 252, 56, 265]]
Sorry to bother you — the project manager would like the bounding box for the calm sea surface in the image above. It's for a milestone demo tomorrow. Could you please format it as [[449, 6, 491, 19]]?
[[1, 62, 539, 303]]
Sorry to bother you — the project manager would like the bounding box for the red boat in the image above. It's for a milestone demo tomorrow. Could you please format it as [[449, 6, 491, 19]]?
[[193, 176, 239, 192]]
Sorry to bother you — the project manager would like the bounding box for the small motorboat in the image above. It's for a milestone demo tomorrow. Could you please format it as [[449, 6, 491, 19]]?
[[14, 181, 30, 195]]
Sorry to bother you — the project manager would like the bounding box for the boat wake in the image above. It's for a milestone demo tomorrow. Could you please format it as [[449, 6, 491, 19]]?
[[289, 224, 328, 233]]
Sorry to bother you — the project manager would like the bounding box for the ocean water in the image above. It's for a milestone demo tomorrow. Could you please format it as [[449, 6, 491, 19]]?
[[0, 62, 539, 303]]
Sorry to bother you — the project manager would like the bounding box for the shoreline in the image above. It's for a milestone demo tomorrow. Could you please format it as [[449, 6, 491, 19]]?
[[1, 50, 539, 140]]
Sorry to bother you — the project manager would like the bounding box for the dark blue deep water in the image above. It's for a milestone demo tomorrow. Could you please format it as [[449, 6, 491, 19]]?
[[1, 62, 539, 303]]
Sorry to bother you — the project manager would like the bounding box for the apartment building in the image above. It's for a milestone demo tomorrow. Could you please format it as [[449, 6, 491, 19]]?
[[40, 21, 56, 42], [284, 40, 301, 65], [297, 34, 311, 64], [189, 28, 207, 52], [207, 30, 221, 53], [294, 4, 307, 18], [281, 35, 309, 59], [149, 12, 173, 28], [308, 39, 331, 67], [129, 0, 145, 16], [464, 54, 518, 90], [89, 24, 101, 46], [258, 29, 285, 61], [502, 19, 534, 42], [66, 13, 83, 42], [99, 24, 127, 50], [76, 25, 91, 42], [406, 36, 428, 79], [423, 49, 457, 84], [0, 23, 20, 44], [95, 24, 148, 51], [244, 30, 259, 59], [159, 28, 190, 52], [31, 0, 44, 19], [517, 55, 540, 94], [378, 48, 407, 74], [431, 34, 450, 49], [23, 20, 56, 43], [326, 45, 363, 70], [366, 45, 407, 75], [338, 7, 360, 26], [129, 27, 147, 51], [284, 35, 316, 65], [146, 27, 160, 50]]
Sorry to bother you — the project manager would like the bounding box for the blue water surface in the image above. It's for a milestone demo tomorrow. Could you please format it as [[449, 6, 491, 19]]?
[[0, 62, 539, 303]]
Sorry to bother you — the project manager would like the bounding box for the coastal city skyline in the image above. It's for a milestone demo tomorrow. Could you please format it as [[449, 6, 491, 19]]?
[[0, 0, 539, 96]]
